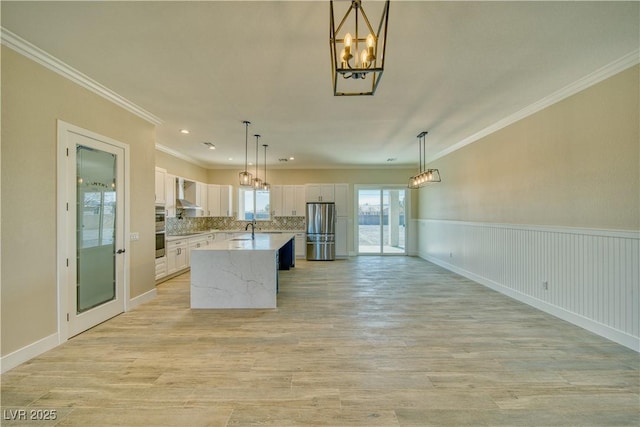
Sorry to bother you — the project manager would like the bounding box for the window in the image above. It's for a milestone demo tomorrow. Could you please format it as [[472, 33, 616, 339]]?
[[238, 188, 270, 221]]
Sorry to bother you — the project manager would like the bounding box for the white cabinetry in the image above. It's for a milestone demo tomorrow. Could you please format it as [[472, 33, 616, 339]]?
[[155, 256, 167, 280], [207, 185, 221, 216], [305, 184, 335, 202], [206, 185, 233, 217], [335, 217, 348, 258], [295, 232, 306, 258], [166, 174, 176, 218], [270, 185, 283, 217], [188, 234, 209, 263], [220, 185, 232, 217], [155, 167, 167, 205], [198, 183, 208, 217], [282, 185, 306, 216], [167, 239, 188, 275], [334, 183, 348, 217]]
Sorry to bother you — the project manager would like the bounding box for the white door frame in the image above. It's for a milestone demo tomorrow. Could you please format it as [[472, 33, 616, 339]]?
[[354, 184, 409, 256], [56, 120, 131, 342]]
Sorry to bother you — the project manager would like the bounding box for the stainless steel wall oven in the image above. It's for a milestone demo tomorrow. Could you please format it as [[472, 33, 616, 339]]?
[[155, 206, 166, 258]]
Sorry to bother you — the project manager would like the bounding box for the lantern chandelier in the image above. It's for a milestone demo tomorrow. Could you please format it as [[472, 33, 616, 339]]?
[[330, 0, 390, 96], [408, 131, 441, 189], [239, 120, 253, 187]]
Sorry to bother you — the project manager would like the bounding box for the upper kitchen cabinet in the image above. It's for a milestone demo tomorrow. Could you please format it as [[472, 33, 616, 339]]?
[[305, 184, 335, 202], [166, 174, 177, 218], [155, 167, 167, 205], [270, 185, 305, 217], [306, 184, 348, 216], [270, 185, 283, 217], [206, 184, 233, 217], [220, 185, 233, 217], [198, 183, 208, 217], [334, 184, 348, 217], [282, 185, 306, 216], [207, 185, 221, 216]]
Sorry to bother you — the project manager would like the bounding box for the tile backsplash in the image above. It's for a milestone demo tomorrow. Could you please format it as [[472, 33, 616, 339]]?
[[167, 216, 306, 235]]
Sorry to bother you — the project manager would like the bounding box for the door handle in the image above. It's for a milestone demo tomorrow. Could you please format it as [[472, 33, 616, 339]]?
[[116, 249, 126, 254]]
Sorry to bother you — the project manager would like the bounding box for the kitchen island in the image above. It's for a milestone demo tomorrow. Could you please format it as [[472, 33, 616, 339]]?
[[190, 233, 295, 309]]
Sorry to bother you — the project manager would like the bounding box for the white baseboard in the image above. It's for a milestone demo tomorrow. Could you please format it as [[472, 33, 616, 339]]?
[[422, 253, 640, 352], [0, 333, 59, 374], [1, 288, 157, 373], [128, 288, 157, 310]]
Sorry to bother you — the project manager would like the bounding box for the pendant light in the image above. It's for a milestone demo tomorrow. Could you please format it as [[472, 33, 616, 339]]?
[[408, 131, 441, 188], [252, 134, 263, 189], [239, 120, 253, 186], [261, 144, 270, 191]]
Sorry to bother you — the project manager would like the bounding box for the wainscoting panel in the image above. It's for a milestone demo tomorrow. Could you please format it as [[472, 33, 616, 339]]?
[[418, 219, 639, 351]]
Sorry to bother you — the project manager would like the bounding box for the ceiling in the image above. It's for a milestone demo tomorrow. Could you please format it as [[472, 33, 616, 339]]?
[[2, 1, 638, 170]]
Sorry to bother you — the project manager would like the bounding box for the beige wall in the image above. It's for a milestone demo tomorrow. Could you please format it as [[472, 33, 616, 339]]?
[[419, 65, 640, 231], [155, 150, 209, 182], [1, 47, 157, 356]]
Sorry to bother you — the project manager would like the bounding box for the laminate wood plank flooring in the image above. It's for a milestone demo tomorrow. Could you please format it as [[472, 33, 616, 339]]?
[[2, 257, 639, 426]]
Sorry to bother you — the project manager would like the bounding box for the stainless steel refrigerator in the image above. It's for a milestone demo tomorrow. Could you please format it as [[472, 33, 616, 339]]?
[[306, 202, 336, 261]]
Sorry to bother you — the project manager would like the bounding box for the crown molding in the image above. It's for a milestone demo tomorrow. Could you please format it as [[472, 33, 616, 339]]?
[[1, 27, 162, 126], [429, 49, 640, 163]]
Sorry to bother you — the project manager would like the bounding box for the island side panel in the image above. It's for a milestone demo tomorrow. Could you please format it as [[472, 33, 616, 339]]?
[[190, 249, 277, 309]]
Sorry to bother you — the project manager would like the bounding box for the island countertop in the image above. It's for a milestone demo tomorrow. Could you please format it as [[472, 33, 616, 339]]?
[[190, 232, 296, 309], [202, 232, 297, 251]]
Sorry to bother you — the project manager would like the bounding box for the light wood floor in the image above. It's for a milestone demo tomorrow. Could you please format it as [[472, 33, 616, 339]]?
[[2, 257, 639, 426]]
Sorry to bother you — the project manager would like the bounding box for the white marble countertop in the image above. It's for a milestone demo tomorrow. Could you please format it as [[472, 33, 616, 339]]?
[[196, 232, 296, 251], [167, 230, 303, 242]]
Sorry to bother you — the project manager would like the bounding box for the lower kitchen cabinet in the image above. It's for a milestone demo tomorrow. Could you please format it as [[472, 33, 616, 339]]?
[[155, 256, 167, 280], [167, 239, 188, 275], [295, 232, 306, 258]]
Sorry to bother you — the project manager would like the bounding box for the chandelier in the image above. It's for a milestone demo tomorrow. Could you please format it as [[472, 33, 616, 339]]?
[[329, 0, 390, 96], [408, 131, 441, 189], [239, 120, 253, 187]]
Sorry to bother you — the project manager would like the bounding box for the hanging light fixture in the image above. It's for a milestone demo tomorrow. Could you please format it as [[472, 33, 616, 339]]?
[[252, 134, 263, 189], [261, 144, 270, 191], [239, 120, 253, 187], [329, 0, 390, 96], [408, 131, 441, 189]]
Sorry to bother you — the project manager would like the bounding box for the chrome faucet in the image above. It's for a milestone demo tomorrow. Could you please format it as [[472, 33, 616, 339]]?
[[245, 220, 256, 240]]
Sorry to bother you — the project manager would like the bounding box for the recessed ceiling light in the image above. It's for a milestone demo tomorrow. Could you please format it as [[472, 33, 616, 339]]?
[[228, 157, 233, 161], [289, 157, 295, 161], [203, 142, 216, 150], [179, 129, 190, 134]]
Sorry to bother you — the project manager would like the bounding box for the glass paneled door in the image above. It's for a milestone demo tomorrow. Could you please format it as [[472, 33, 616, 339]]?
[[357, 188, 406, 255], [66, 129, 126, 337]]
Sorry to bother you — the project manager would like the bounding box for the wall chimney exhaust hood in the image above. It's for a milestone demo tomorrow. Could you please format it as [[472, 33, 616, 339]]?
[[176, 177, 202, 210]]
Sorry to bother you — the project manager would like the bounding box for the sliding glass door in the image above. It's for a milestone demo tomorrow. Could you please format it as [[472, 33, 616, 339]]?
[[357, 188, 406, 255]]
